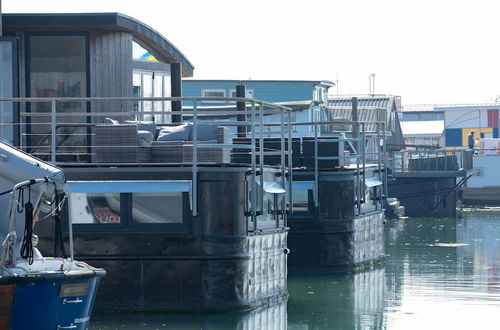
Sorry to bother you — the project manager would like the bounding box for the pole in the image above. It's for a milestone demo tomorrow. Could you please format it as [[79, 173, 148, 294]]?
[[236, 84, 246, 137], [0, 0, 3, 37], [352, 97, 358, 152], [171, 63, 182, 123]]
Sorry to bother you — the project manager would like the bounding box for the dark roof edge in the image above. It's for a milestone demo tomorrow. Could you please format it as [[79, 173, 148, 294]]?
[[3, 12, 194, 77]]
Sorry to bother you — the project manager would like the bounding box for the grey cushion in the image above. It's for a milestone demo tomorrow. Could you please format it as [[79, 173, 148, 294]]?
[[138, 130, 154, 145], [157, 124, 191, 141], [104, 117, 119, 125], [124, 120, 157, 137], [190, 124, 218, 141]]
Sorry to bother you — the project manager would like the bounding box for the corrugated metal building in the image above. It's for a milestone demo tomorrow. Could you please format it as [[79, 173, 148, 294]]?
[[325, 95, 404, 151]]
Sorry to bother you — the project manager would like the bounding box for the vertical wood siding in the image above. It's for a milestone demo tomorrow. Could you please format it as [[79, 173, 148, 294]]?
[[89, 32, 133, 122]]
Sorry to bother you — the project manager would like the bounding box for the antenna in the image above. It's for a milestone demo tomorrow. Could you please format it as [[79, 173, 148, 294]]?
[[335, 73, 339, 95], [369, 73, 376, 95]]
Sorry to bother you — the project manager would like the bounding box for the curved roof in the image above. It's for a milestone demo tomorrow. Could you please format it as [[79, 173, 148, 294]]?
[[3, 12, 194, 77]]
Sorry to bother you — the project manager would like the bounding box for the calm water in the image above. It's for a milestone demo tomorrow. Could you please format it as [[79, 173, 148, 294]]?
[[89, 208, 500, 329]]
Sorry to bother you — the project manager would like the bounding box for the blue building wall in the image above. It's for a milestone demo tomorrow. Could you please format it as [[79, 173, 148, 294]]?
[[182, 80, 332, 105], [445, 128, 462, 147]]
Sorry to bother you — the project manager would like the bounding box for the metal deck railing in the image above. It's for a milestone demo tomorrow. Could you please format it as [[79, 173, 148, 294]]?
[[388, 149, 473, 176], [0, 96, 293, 222], [265, 101, 388, 216]]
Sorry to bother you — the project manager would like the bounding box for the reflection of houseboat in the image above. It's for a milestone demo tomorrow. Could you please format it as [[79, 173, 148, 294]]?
[[1, 13, 292, 311]]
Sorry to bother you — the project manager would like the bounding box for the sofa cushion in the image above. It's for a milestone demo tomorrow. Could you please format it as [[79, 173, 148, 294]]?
[[124, 120, 157, 137], [138, 130, 154, 146], [157, 124, 191, 141], [190, 124, 218, 141], [104, 117, 119, 125]]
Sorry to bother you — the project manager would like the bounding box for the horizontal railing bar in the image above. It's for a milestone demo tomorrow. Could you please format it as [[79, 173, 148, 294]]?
[[190, 143, 252, 149], [189, 120, 254, 126], [19, 110, 274, 117], [0, 96, 291, 111]]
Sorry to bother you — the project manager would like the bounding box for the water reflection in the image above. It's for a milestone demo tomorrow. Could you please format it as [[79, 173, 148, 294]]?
[[287, 267, 385, 330], [384, 209, 500, 329], [89, 209, 500, 329], [90, 298, 287, 330]]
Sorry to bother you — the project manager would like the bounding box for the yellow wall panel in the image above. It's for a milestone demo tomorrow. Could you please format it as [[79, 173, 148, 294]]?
[[461, 127, 492, 146]]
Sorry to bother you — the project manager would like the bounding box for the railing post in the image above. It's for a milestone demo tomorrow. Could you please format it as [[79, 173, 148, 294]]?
[[192, 100, 198, 216], [251, 101, 257, 232], [259, 102, 264, 222], [377, 122, 382, 210], [314, 121, 319, 207], [355, 122, 361, 215], [382, 119, 388, 206], [280, 103, 286, 224], [287, 109, 292, 222], [361, 123, 366, 200], [51, 99, 56, 163]]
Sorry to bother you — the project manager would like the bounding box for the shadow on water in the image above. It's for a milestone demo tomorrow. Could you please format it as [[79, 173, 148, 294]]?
[[90, 209, 500, 329]]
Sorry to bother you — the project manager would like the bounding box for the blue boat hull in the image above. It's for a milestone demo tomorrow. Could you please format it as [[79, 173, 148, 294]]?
[[1, 269, 105, 330]]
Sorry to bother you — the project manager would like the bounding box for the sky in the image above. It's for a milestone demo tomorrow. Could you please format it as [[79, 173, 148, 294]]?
[[3, 0, 500, 105]]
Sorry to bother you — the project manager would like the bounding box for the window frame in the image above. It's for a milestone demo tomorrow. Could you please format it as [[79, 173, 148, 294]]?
[[69, 180, 191, 233], [229, 88, 255, 99], [0, 37, 19, 146], [289, 181, 315, 218], [25, 32, 91, 152], [201, 88, 226, 102], [126, 191, 189, 231], [133, 69, 171, 123]]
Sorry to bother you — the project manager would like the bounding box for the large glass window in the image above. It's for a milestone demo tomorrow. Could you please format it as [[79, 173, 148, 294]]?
[[0, 38, 16, 145], [132, 192, 183, 224], [292, 189, 312, 213], [68, 181, 189, 231], [70, 193, 121, 224], [28, 35, 87, 159], [142, 73, 153, 120], [229, 89, 255, 98], [133, 70, 171, 123]]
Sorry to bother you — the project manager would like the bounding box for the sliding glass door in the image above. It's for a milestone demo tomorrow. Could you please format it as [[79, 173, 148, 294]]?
[[0, 37, 18, 146], [27, 34, 88, 160]]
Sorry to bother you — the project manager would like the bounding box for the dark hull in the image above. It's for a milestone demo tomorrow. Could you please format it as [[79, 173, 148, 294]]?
[[288, 212, 384, 269], [288, 169, 385, 269], [37, 165, 289, 311], [388, 177, 458, 217], [74, 232, 287, 311]]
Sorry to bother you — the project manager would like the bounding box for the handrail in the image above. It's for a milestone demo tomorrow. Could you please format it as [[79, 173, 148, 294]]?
[[389, 149, 473, 173], [0, 96, 293, 225], [0, 96, 290, 108]]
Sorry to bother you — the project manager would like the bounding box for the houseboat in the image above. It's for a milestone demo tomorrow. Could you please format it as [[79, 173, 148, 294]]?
[[1, 13, 292, 311], [229, 96, 388, 269]]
